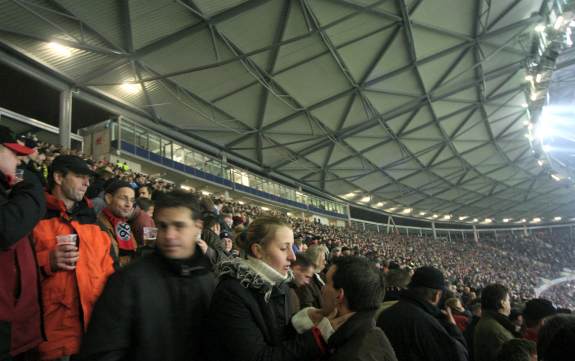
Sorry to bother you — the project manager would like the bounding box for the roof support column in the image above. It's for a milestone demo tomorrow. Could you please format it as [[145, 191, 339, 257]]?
[[59, 88, 73, 149], [473, 225, 478, 243], [431, 222, 437, 240]]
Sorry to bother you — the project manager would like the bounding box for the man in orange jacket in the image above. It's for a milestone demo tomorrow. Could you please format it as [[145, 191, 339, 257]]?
[[33, 155, 115, 361]]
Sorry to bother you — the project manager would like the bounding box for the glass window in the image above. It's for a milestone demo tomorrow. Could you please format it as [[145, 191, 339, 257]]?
[[173, 144, 184, 163], [149, 134, 161, 154], [135, 127, 147, 149], [120, 122, 135, 144], [162, 140, 172, 159]]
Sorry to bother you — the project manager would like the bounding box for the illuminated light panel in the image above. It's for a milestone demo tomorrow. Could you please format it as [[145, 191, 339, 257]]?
[[542, 144, 552, 152], [180, 185, 192, 191], [419, 211, 426, 216], [120, 81, 141, 94], [238, 201, 244, 205], [48, 42, 72, 57], [551, 174, 561, 181], [261, 206, 269, 211], [200, 190, 211, 195], [458, 216, 468, 221], [360, 196, 371, 203], [432, 214, 439, 219], [532, 217, 541, 223], [402, 208, 412, 214], [538, 160, 544, 167], [554, 216, 562, 221], [483, 219, 492, 224], [443, 215, 451, 220]]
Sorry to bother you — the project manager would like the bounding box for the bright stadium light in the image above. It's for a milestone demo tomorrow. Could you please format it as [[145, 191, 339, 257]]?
[[542, 144, 552, 152], [121, 81, 141, 94], [521, 218, 527, 223], [443, 215, 451, 220], [419, 211, 427, 216], [483, 218, 492, 224], [554, 216, 562, 221], [180, 185, 192, 191], [537, 160, 544, 166], [432, 214, 439, 219], [386, 207, 397, 212], [360, 196, 371, 203], [532, 217, 541, 223], [551, 174, 561, 181], [261, 206, 269, 211], [503, 218, 510, 223], [238, 201, 244, 205], [535, 24, 546, 32], [522, 103, 529, 108], [48, 42, 72, 57], [402, 208, 412, 214], [201, 190, 211, 196], [374, 202, 385, 207], [525, 75, 534, 81], [458, 216, 468, 221]]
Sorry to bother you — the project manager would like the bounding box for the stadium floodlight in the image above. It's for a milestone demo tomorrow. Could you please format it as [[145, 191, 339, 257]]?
[[532, 217, 541, 223], [432, 214, 439, 219], [535, 24, 546, 32], [443, 215, 451, 220], [537, 160, 544, 166], [521, 218, 527, 223], [402, 208, 412, 214], [120, 81, 141, 94], [385, 207, 397, 212], [551, 174, 561, 181], [360, 196, 371, 203], [419, 211, 427, 216], [523, 120, 530, 126], [201, 190, 211, 196], [286, 212, 292, 216], [554, 16, 564, 30], [522, 103, 529, 108], [261, 206, 269, 211], [238, 201, 245, 205], [503, 218, 510, 223], [535, 73, 544, 83], [472, 218, 478, 222], [180, 185, 192, 191], [525, 75, 534, 81], [554, 216, 562, 221], [48, 42, 72, 57], [542, 144, 552, 152], [483, 218, 492, 224], [458, 216, 468, 221]]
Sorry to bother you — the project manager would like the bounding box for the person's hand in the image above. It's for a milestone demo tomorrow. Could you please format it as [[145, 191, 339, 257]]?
[[50, 244, 79, 272], [443, 306, 456, 325], [197, 239, 208, 255], [307, 308, 328, 325], [328, 311, 355, 331]]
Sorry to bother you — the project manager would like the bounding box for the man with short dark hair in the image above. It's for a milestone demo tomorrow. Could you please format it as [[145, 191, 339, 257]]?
[[320, 256, 398, 361], [97, 180, 138, 268], [289, 253, 316, 311], [474, 284, 516, 361], [0, 126, 46, 360], [79, 191, 217, 361], [33, 155, 115, 360], [377, 266, 469, 361]]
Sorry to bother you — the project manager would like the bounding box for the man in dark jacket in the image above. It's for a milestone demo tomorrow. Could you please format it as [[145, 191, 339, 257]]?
[[0, 126, 45, 361], [377, 266, 469, 361], [79, 191, 217, 361], [321, 256, 397, 361]]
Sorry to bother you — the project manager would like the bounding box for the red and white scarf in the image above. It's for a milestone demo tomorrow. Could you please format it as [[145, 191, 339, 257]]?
[[102, 207, 136, 251]]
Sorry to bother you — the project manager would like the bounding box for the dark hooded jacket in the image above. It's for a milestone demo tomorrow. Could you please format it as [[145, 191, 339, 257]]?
[[0, 172, 46, 358], [377, 289, 469, 361]]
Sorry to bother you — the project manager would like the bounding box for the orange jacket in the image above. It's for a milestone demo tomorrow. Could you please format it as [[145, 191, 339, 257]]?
[[33, 193, 115, 360]]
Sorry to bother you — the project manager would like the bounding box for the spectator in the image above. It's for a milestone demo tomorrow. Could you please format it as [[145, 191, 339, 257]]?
[[446, 297, 471, 332], [321, 256, 398, 361], [474, 284, 517, 361], [464, 300, 482, 361], [0, 127, 46, 360], [537, 314, 575, 361], [200, 211, 227, 266], [79, 191, 217, 361], [130, 197, 156, 247], [377, 266, 469, 361], [497, 339, 536, 361], [97, 180, 138, 268], [17, 134, 45, 187], [377, 268, 412, 317], [296, 245, 328, 309], [32, 155, 115, 360], [289, 253, 316, 312], [522, 298, 556, 343], [205, 216, 342, 361], [137, 184, 152, 199], [220, 230, 236, 257], [341, 246, 352, 256]]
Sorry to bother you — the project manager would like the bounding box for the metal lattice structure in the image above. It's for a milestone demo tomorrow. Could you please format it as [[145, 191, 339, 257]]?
[[1, 0, 573, 222]]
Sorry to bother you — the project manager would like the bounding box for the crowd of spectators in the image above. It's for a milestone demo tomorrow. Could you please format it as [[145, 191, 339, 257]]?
[[3, 130, 575, 361]]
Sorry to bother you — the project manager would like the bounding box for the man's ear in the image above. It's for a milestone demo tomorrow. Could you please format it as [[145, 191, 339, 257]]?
[[104, 192, 113, 205], [336, 288, 345, 304], [53, 171, 64, 187]]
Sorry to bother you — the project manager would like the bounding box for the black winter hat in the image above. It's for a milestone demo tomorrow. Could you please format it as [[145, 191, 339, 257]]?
[[523, 298, 556, 321]]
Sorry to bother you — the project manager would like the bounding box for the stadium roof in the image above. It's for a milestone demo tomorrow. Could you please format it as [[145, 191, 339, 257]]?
[[1, 0, 573, 222]]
